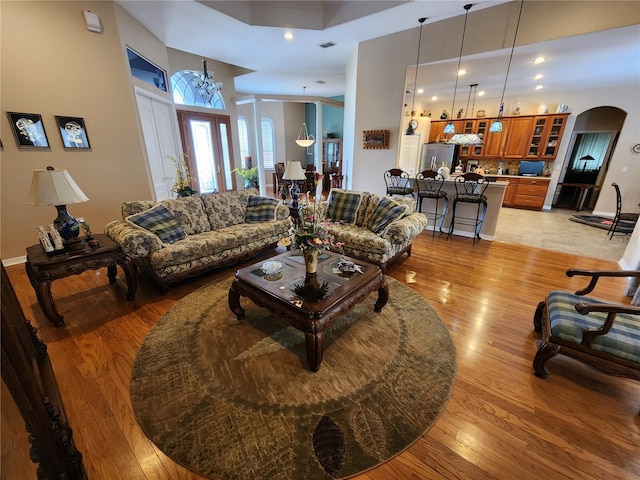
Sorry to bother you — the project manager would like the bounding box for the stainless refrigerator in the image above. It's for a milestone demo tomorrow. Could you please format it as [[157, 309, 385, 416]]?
[[419, 143, 459, 172]]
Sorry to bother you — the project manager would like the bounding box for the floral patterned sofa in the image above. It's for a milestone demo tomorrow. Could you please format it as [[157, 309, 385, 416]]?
[[105, 189, 290, 291], [307, 189, 427, 272]]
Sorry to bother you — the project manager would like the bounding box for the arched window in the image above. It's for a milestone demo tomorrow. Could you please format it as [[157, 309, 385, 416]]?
[[171, 70, 226, 110], [237, 116, 251, 167], [261, 117, 276, 170]]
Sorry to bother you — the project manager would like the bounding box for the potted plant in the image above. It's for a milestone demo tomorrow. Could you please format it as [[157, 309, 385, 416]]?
[[232, 167, 259, 188]]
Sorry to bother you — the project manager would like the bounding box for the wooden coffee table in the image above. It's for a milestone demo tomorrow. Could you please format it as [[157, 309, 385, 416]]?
[[228, 250, 389, 371]]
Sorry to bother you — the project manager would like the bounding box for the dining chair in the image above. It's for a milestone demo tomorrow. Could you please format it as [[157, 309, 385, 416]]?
[[415, 170, 448, 237], [608, 182, 640, 239]]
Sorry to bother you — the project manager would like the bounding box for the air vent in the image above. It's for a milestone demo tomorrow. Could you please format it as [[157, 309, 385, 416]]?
[[319, 41, 336, 49], [316, 80, 327, 84]]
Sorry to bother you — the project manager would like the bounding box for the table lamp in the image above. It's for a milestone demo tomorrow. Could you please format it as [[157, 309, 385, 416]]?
[[282, 161, 306, 208], [27, 166, 89, 251]]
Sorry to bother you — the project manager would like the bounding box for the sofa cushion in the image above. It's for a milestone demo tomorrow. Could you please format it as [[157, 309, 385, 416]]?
[[201, 190, 254, 230], [126, 204, 186, 244], [161, 196, 210, 235], [245, 195, 279, 223], [122, 200, 157, 218], [327, 189, 363, 224], [367, 197, 409, 234]]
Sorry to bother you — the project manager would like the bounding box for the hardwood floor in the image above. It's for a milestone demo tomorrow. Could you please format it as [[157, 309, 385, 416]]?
[[3, 232, 639, 479]]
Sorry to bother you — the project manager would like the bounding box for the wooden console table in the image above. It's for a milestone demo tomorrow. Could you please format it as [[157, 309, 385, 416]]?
[[25, 234, 136, 327], [553, 183, 600, 211]]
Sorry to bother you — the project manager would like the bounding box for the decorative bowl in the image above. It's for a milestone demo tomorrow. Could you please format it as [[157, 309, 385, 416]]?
[[261, 260, 283, 281]]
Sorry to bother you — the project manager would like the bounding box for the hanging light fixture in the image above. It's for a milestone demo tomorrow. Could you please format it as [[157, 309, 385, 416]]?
[[443, 3, 473, 136], [296, 87, 315, 147], [406, 17, 427, 135], [449, 83, 483, 145], [194, 58, 223, 105], [490, 0, 525, 133]]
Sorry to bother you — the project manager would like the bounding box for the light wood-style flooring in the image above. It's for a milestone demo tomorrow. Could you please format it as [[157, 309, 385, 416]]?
[[3, 232, 639, 479]]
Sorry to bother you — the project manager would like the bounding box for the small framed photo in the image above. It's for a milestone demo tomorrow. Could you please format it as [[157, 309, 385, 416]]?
[[55, 116, 91, 149], [362, 130, 390, 149], [7, 112, 50, 149]]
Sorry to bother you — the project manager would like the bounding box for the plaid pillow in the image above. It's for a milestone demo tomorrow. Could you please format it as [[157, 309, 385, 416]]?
[[367, 196, 408, 234], [327, 189, 363, 224], [126, 204, 186, 244], [245, 195, 279, 223]]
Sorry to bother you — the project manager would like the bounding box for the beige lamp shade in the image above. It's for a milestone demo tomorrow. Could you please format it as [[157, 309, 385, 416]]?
[[27, 166, 89, 206], [282, 161, 306, 181]]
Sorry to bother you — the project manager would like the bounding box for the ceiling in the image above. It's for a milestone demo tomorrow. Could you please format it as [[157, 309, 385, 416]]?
[[117, 0, 639, 103]]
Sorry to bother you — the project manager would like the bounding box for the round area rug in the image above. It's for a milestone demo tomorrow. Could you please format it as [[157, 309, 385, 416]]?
[[131, 276, 456, 480]]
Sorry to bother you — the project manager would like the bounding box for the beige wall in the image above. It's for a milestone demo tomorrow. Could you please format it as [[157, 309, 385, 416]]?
[[1, 1, 149, 260]]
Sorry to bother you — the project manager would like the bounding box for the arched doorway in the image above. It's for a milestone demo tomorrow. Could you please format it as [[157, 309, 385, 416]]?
[[554, 106, 626, 210]]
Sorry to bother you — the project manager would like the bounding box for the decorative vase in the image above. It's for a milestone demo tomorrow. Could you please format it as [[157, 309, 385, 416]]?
[[303, 249, 318, 274], [437, 162, 450, 180]]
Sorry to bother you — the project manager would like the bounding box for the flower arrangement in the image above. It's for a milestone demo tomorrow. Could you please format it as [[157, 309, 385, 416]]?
[[290, 193, 342, 253], [169, 154, 197, 197]]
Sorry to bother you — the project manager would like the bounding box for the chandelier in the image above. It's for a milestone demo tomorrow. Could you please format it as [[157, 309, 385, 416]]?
[[194, 58, 223, 105], [296, 87, 315, 147]]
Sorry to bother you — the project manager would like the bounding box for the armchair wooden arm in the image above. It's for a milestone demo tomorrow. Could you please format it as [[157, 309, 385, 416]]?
[[574, 302, 640, 346], [566, 269, 640, 295]]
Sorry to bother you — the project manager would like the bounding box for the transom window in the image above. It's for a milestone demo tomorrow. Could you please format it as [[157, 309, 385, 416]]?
[[171, 70, 226, 110]]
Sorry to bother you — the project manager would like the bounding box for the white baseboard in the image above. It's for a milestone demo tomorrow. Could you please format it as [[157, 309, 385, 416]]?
[[2, 256, 26, 267]]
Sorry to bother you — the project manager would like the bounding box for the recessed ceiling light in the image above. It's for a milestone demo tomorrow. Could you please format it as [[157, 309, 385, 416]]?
[[534, 74, 544, 80], [458, 69, 466, 76], [431, 96, 438, 101], [535, 85, 544, 90], [417, 88, 424, 94], [533, 56, 546, 64], [284, 31, 293, 41], [478, 90, 485, 96]]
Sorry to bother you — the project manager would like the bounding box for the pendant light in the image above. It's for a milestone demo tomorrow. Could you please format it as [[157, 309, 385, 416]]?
[[490, 0, 525, 133], [448, 83, 483, 145], [443, 4, 473, 136], [406, 17, 427, 135], [296, 87, 315, 147]]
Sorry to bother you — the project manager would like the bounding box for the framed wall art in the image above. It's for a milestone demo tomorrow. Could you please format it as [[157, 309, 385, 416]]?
[[7, 112, 50, 148], [55, 116, 91, 149], [362, 130, 390, 149]]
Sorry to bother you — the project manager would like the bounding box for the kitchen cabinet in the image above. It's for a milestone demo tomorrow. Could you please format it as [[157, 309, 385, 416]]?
[[458, 119, 489, 158], [483, 119, 508, 158], [526, 114, 568, 160], [502, 177, 518, 206], [513, 178, 550, 210], [502, 116, 534, 158], [428, 120, 463, 143]]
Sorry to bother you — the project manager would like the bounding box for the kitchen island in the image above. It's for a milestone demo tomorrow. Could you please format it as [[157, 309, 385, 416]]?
[[419, 176, 508, 241]]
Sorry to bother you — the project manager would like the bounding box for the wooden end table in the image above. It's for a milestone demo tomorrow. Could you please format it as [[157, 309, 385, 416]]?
[[25, 233, 136, 327], [228, 250, 389, 371]]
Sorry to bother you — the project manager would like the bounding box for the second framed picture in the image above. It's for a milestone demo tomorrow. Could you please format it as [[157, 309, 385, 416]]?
[[56, 116, 91, 149]]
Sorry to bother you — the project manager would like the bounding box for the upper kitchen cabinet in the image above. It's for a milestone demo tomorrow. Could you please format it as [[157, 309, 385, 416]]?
[[502, 116, 534, 159], [428, 120, 463, 143], [526, 114, 569, 160], [458, 119, 489, 158]]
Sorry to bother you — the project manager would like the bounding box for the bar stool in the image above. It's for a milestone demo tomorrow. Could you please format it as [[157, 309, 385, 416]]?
[[384, 168, 414, 198], [416, 170, 448, 237], [447, 173, 489, 245]]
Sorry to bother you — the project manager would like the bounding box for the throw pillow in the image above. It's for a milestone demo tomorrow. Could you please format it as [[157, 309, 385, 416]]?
[[126, 204, 186, 244], [245, 195, 279, 223], [367, 196, 408, 234], [326, 189, 363, 225]]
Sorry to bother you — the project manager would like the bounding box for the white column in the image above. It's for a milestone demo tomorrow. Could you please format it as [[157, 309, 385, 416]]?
[[251, 99, 266, 196]]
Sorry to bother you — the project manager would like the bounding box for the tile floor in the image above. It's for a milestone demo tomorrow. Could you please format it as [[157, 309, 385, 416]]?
[[493, 207, 630, 262]]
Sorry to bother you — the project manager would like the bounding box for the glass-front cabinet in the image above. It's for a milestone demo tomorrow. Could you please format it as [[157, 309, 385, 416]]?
[[458, 119, 488, 158], [526, 114, 568, 160]]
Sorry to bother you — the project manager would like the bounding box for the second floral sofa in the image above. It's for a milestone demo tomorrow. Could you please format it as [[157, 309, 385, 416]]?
[[305, 188, 427, 272]]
